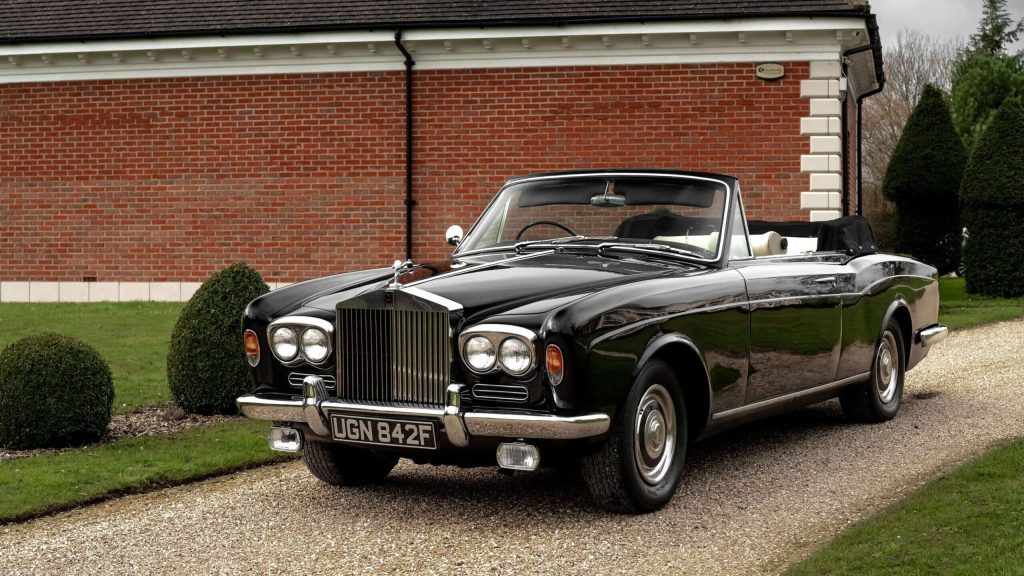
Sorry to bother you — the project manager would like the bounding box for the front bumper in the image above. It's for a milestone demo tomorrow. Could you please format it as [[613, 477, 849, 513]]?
[[237, 376, 610, 448]]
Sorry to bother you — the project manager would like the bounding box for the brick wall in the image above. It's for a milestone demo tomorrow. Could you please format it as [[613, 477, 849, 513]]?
[[0, 62, 811, 282]]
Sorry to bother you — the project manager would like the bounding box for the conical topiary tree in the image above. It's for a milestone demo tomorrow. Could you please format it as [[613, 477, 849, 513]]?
[[882, 84, 967, 274], [167, 263, 269, 414], [960, 97, 1024, 296]]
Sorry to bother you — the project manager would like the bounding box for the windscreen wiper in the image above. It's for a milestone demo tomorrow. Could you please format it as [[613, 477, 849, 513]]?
[[514, 236, 616, 253], [597, 242, 707, 260]]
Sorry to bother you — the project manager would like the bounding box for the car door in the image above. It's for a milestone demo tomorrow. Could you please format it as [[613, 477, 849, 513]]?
[[734, 260, 844, 404]]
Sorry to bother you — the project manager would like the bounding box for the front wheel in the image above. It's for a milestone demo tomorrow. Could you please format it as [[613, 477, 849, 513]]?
[[302, 439, 399, 486], [581, 360, 688, 513], [840, 319, 906, 422]]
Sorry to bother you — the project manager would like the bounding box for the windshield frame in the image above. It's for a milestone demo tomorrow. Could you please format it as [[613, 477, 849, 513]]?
[[453, 171, 737, 266]]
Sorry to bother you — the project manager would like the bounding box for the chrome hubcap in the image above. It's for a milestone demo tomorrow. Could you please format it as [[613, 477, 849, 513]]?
[[875, 331, 899, 404], [634, 384, 676, 485]]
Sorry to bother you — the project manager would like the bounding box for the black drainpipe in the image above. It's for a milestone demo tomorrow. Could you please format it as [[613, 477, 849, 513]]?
[[395, 30, 416, 259], [843, 43, 883, 217]]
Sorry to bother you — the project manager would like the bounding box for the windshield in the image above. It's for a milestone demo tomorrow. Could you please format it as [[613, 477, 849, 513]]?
[[457, 175, 730, 260]]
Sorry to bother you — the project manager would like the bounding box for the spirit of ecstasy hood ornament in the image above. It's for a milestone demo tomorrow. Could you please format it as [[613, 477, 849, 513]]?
[[388, 259, 414, 289]]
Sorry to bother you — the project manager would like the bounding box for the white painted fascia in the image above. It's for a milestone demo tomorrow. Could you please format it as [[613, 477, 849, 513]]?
[[0, 17, 872, 84], [403, 17, 870, 41]]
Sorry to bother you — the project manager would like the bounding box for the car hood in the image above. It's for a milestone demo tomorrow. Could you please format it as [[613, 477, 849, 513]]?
[[303, 251, 689, 320]]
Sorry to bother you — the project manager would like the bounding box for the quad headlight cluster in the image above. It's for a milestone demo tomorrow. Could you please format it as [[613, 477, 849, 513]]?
[[268, 317, 333, 366], [459, 325, 537, 376]]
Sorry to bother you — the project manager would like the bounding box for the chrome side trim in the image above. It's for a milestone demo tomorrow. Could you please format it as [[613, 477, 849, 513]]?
[[711, 372, 869, 422], [463, 411, 611, 440], [918, 324, 949, 347]]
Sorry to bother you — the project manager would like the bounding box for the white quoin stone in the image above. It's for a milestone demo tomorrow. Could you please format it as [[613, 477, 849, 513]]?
[[809, 135, 843, 154], [808, 98, 843, 117], [809, 60, 842, 79], [810, 173, 843, 191], [800, 154, 843, 173]]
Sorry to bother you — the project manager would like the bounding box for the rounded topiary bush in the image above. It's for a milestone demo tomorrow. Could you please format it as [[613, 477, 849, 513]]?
[[168, 262, 269, 414], [882, 84, 967, 275], [0, 333, 114, 449], [961, 98, 1024, 297]]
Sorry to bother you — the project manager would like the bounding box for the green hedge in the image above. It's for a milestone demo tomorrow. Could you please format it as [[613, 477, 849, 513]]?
[[961, 98, 1024, 296], [882, 84, 966, 274], [0, 333, 114, 449], [167, 263, 269, 414]]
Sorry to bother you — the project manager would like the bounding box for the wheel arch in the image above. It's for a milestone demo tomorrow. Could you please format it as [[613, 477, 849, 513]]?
[[881, 298, 913, 365], [635, 333, 712, 440]]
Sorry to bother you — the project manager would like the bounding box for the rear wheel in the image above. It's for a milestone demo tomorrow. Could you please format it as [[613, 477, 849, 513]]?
[[581, 360, 687, 513], [840, 319, 906, 422], [302, 439, 399, 486]]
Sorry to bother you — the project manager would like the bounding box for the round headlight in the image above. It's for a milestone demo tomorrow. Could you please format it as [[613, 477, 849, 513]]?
[[301, 328, 329, 363], [271, 327, 298, 361], [464, 336, 496, 372], [499, 337, 533, 375]]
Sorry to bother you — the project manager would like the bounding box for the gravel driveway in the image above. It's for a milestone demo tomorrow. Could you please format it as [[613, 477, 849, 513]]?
[[3, 319, 1024, 575]]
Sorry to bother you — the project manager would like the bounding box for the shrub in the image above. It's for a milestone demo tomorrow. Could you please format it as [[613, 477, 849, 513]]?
[[882, 84, 967, 274], [167, 263, 269, 414], [0, 333, 114, 449], [961, 98, 1024, 296]]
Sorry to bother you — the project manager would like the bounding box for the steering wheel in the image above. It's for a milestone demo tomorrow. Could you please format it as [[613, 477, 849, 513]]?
[[514, 220, 578, 241]]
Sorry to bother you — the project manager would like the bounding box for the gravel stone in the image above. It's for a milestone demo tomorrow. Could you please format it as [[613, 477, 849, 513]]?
[[2, 320, 1023, 575]]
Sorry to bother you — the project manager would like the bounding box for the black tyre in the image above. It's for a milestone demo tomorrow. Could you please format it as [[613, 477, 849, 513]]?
[[302, 439, 399, 486], [840, 319, 906, 423], [580, 360, 688, 513]]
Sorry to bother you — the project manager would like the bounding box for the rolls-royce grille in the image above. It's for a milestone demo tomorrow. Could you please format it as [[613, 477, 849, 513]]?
[[337, 308, 450, 406]]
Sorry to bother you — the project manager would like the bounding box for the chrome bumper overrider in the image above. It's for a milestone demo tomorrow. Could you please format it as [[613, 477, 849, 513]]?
[[918, 324, 949, 347], [236, 377, 611, 447]]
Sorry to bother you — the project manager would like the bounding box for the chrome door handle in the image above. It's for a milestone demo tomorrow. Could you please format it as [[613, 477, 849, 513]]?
[[812, 276, 838, 285]]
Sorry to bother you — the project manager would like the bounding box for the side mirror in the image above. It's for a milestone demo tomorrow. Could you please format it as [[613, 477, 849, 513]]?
[[445, 225, 464, 247]]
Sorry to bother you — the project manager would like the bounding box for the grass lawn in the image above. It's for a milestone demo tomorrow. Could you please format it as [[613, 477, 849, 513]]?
[[0, 419, 293, 523], [784, 438, 1024, 575], [939, 277, 1024, 330], [0, 302, 184, 412]]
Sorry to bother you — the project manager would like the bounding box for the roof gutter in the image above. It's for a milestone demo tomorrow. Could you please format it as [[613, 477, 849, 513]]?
[[394, 29, 416, 260]]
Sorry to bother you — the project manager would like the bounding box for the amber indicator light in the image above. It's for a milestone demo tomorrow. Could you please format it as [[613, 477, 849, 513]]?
[[244, 329, 261, 366], [546, 344, 564, 386]]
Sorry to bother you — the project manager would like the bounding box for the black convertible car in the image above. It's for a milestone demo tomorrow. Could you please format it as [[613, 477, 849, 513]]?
[[237, 170, 947, 513]]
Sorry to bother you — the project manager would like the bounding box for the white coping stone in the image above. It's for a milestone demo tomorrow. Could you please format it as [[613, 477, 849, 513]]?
[[88, 282, 120, 302], [0, 282, 30, 302], [150, 282, 181, 302], [800, 154, 842, 173], [808, 98, 842, 117], [29, 282, 59, 303], [810, 60, 842, 79], [810, 172, 843, 192], [119, 282, 150, 302], [810, 135, 842, 154], [181, 282, 202, 301], [58, 282, 90, 302], [810, 209, 842, 222]]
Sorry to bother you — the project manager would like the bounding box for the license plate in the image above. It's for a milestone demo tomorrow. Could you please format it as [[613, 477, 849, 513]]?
[[329, 414, 437, 450]]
